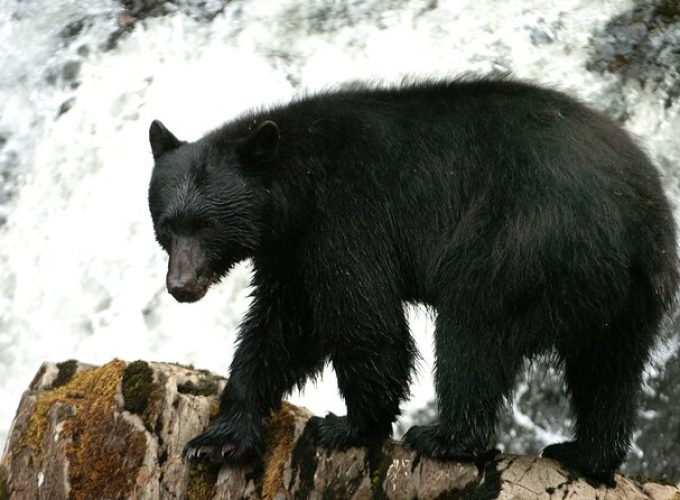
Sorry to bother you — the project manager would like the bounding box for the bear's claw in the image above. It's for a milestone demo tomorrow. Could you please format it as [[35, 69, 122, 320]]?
[[183, 416, 261, 464]]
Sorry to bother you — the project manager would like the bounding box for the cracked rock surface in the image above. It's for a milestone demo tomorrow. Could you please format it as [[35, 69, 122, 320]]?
[[0, 360, 678, 499]]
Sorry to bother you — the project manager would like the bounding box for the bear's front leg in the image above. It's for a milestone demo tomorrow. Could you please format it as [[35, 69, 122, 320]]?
[[184, 271, 322, 463], [184, 399, 262, 463]]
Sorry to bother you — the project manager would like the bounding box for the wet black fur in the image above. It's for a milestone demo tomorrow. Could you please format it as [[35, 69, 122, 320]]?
[[147, 77, 678, 485]]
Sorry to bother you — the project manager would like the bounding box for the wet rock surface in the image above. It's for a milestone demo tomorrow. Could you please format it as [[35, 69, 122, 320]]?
[[587, 0, 680, 110], [2, 360, 678, 499], [106, 0, 230, 49], [119, 0, 229, 21]]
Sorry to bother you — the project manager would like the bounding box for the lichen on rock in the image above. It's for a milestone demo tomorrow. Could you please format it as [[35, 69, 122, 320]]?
[[20, 360, 126, 455], [261, 402, 303, 499]]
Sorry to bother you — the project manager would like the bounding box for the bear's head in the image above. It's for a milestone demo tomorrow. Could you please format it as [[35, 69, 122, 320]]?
[[147, 119, 279, 302]]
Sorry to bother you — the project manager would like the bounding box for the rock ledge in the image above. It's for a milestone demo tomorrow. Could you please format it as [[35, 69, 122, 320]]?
[[1, 360, 678, 499]]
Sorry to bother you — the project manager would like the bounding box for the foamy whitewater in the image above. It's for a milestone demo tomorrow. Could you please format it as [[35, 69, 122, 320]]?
[[1, 0, 679, 452]]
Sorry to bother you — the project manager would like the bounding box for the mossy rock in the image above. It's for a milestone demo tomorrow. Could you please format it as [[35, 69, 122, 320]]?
[[187, 462, 219, 500], [122, 360, 154, 414], [52, 359, 79, 388], [177, 379, 220, 397], [0, 478, 9, 500]]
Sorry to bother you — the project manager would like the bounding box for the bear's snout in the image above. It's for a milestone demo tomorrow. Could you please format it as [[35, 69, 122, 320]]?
[[166, 236, 208, 303]]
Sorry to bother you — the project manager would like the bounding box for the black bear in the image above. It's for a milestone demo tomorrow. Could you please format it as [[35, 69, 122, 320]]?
[[147, 77, 678, 485]]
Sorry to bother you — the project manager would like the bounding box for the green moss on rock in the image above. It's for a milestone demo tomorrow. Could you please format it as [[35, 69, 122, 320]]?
[[186, 462, 219, 500], [291, 421, 320, 498], [367, 443, 392, 499], [122, 360, 153, 414], [0, 478, 9, 500], [52, 359, 78, 388], [177, 379, 219, 397]]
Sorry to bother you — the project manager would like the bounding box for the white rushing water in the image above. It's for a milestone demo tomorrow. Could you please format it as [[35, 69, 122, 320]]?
[[1, 0, 679, 449]]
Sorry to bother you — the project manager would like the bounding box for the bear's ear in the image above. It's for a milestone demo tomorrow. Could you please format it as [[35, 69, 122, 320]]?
[[239, 120, 280, 162], [149, 120, 182, 159]]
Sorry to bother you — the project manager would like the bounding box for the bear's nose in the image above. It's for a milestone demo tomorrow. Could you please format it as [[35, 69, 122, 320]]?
[[168, 280, 202, 303]]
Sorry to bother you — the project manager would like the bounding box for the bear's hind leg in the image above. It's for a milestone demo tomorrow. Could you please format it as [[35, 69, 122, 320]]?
[[543, 322, 653, 487], [403, 310, 526, 460], [307, 291, 416, 450]]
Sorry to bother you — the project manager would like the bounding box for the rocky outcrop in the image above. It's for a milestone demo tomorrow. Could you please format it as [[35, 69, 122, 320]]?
[[587, 0, 680, 112], [1, 360, 678, 499]]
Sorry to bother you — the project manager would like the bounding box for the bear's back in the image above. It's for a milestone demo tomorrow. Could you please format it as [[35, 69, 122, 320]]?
[[250, 80, 674, 315]]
